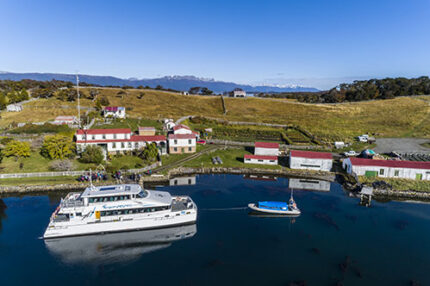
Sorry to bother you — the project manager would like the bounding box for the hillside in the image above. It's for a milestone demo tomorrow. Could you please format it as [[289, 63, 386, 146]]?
[[1, 88, 430, 141], [0, 72, 318, 93]]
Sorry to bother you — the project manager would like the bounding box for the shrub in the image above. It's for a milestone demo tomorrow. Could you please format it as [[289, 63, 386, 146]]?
[[49, 159, 75, 171], [9, 123, 73, 134], [80, 145, 104, 164], [3, 140, 31, 159], [0, 150, 3, 163], [41, 135, 76, 160]]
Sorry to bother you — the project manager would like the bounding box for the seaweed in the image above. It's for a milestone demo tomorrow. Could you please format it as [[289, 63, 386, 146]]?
[[312, 212, 340, 231]]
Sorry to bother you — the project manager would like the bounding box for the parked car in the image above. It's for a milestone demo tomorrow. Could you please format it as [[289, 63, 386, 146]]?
[[197, 140, 206, 145], [358, 134, 369, 142], [343, 150, 358, 157]]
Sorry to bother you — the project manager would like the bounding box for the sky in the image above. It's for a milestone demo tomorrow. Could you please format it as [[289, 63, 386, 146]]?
[[0, 0, 429, 89]]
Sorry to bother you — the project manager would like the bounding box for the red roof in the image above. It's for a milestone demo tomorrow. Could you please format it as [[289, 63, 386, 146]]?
[[290, 150, 333, 159], [349, 157, 430, 170], [130, 135, 166, 142], [244, 154, 278, 160], [173, 124, 191, 131], [168, 134, 196, 139], [76, 128, 131, 135], [255, 142, 279, 149], [104, 106, 118, 112]]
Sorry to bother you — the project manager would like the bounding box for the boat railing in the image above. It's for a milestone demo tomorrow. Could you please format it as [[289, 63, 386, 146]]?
[[61, 200, 84, 208]]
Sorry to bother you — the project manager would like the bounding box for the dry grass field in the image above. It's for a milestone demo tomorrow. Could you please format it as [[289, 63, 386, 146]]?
[[2, 88, 430, 141]]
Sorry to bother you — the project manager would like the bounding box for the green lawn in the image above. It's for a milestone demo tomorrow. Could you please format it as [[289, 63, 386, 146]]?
[[183, 147, 282, 170], [0, 151, 97, 174], [161, 144, 211, 166], [93, 117, 163, 132], [420, 142, 430, 149], [109, 155, 146, 170]]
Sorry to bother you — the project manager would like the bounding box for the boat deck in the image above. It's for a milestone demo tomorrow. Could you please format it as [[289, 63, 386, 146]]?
[[171, 198, 193, 212]]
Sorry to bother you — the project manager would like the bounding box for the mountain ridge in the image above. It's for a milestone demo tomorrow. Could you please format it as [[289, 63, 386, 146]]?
[[0, 72, 319, 93]]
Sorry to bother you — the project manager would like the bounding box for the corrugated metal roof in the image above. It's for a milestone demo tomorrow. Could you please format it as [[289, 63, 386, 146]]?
[[255, 142, 279, 149], [349, 157, 430, 170]]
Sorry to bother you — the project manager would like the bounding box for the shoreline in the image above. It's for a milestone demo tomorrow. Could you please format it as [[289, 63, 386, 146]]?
[[1, 167, 430, 202]]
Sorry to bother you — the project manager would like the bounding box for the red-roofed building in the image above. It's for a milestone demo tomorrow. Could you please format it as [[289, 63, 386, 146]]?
[[138, 126, 156, 136], [343, 157, 430, 180], [168, 133, 196, 154], [75, 129, 167, 155], [244, 154, 278, 165], [289, 150, 333, 171], [103, 106, 126, 118], [254, 142, 279, 156]]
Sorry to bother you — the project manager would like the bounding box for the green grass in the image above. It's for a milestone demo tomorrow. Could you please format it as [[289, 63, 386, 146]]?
[[0, 176, 82, 186], [109, 155, 145, 170], [420, 142, 430, 149], [0, 150, 97, 174], [93, 117, 163, 132], [359, 176, 430, 192], [161, 144, 210, 166], [183, 147, 282, 170]]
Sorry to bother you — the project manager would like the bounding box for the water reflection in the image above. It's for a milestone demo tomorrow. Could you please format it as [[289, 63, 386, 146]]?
[[45, 224, 197, 265], [0, 199, 7, 232], [288, 178, 331, 192]]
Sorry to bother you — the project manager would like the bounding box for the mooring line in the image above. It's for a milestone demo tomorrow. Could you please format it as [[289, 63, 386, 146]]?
[[200, 207, 248, 211]]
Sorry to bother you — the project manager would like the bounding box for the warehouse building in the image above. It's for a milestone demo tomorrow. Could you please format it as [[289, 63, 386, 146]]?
[[343, 157, 430, 181], [289, 150, 333, 171]]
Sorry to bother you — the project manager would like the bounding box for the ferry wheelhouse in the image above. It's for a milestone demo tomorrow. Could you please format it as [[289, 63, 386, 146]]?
[[43, 184, 197, 239]]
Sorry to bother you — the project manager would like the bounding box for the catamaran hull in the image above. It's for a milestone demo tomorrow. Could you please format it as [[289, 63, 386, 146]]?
[[43, 211, 197, 239], [248, 203, 301, 215]]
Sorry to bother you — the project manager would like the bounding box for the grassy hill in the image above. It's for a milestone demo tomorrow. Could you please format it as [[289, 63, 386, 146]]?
[[1, 87, 430, 141]]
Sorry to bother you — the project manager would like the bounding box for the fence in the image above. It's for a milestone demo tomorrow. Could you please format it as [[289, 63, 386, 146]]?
[[0, 162, 161, 179]]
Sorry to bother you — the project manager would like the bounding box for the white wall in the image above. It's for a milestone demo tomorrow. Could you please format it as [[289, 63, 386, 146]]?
[[174, 128, 192, 135], [288, 178, 331, 192], [169, 138, 196, 147], [255, 147, 279, 156], [289, 157, 332, 172], [76, 132, 130, 141], [343, 158, 430, 180], [244, 157, 278, 165]]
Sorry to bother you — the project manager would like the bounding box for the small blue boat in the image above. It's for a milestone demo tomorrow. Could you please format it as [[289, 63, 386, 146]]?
[[248, 192, 300, 215]]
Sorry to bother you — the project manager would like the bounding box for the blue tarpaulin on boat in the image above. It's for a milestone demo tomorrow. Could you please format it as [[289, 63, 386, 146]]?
[[258, 201, 288, 209]]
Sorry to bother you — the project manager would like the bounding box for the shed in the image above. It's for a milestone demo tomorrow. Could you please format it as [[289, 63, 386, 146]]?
[[289, 150, 333, 171]]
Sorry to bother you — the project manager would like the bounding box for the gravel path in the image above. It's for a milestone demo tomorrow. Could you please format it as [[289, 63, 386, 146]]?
[[374, 138, 430, 154]]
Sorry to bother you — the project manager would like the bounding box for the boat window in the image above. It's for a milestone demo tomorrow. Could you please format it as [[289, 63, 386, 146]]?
[[76, 212, 82, 216], [99, 206, 170, 216]]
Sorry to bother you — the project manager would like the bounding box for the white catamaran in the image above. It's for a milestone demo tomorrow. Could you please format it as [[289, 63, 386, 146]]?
[[43, 183, 197, 239]]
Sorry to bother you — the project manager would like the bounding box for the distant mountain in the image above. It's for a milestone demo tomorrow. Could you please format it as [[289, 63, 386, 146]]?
[[0, 72, 319, 93]]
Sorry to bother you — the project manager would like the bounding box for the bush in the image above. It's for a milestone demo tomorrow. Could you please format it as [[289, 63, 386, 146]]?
[[80, 145, 104, 164], [3, 140, 31, 159], [41, 135, 76, 160], [0, 137, 13, 145], [9, 123, 73, 134], [0, 150, 3, 163], [49, 159, 75, 171]]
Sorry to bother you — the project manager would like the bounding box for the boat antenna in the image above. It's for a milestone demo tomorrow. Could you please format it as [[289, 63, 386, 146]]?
[[76, 74, 81, 129]]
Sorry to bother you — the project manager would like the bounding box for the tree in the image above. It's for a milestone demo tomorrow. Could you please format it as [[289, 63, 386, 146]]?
[[0, 150, 3, 163], [3, 141, 31, 159], [155, 85, 163, 90], [80, 145, 104, 164], [88, 89, 99, 100], [41, 135, 75, 160], [99, 96, 110, 106], [137, 92, 145, 99], [95, 98, 103, 111], [139, 143, 159, 162]]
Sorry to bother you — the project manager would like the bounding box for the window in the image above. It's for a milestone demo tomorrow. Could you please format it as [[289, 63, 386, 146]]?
[[102, 134, 106, 139], [128, 142, 132, 148], [380, 169, 384, 175], [269, 160, 275, 162], [113, 134, 117, 139], [112, 142, 116, 149], [394, 170, 399, 177], [135, 142, 139, 149], [188, 147, 192, 151], [174, 147, 177, 152], [258, 160, 263, 162], [300, 164, 320, 168], [188, 139, 192, 144], [174, 139, 178, 144], [121, 142, 125, 148], [92, 135, 95, 140]]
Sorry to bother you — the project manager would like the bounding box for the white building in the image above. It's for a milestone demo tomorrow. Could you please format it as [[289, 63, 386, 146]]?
[[254, 142, 280, 156], [244, 141, 279, 165], [244, 154, 278, 165], [76, 128, 166, 155], [288, 178, 331, 192], [163, 119, 176, 131], [138, 126, 156, 136], [343, 157, 430, 181], [168, 134, 196, 154], [6, 104, 23, 112], [53, 116, 77, 126], [289, 150, 333, 172], [232, 90, 246, 97], [173, 124, 199, 137], [103, 106, 126, 119], [169, 176, 196, 186]]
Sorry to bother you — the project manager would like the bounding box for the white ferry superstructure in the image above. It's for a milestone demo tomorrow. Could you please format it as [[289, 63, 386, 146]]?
[[43, 184, 197, 239]]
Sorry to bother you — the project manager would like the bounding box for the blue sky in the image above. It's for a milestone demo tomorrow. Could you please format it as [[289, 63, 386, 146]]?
[[0, 0, 429, 89]]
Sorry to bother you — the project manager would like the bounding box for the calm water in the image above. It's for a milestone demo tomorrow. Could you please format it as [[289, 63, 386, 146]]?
[[1, 174, 430, 286]]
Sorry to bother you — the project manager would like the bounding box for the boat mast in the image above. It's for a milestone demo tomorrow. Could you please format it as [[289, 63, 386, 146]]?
[[76, 74, 81, 129]]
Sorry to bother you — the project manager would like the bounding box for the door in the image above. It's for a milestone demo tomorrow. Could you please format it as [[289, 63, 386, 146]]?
[[416, 173, 423, 180], [365, 171, 378, 178]]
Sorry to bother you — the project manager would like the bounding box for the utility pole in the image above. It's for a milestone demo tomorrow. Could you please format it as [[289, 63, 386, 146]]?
[[76, 74, 81, 129]]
